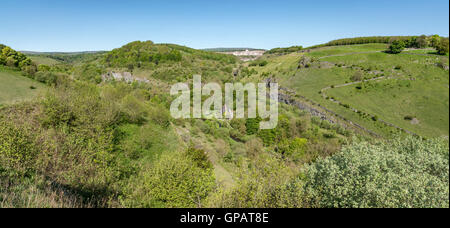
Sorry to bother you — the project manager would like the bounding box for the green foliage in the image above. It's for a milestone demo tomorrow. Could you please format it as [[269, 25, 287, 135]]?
[[304, 137, 449, 208], [436, 38, 449, 55], [388, 40, 406, 54], [187, 146, 213, 170], [121, 151, 215, 208], [38, 64, 51, 72], [0, 46, 33, 72], [277, 138, 308, 161], [257, 128, 278, 146], [101, 41, 237, 82], [105, 41, 202, 68], [320, 36, 413, 47], [34, 71, 58, 85], [267, 46, 303, 55], [249, 59, 268, 67], [245, 117, 261, 135], [351, 70, 364, 81], [206, 155, 303, 208], [74, 63, 105, 84]]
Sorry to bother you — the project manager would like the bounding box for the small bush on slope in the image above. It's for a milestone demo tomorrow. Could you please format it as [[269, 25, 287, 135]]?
[[304, 136, 449, 208], [205, 154, 304, 208], [120, 151, 215, 208]]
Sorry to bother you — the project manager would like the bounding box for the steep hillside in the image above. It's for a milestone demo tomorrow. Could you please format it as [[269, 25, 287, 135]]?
[[99, 41, 239, 83], [1, 38, 449, 208], [0, 66, 46, 106], [248, 41, 449, 138]]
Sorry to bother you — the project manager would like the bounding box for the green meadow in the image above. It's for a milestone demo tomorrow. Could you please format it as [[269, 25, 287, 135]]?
[[252, 44, 449, 137], [0, 66, 46, 105]]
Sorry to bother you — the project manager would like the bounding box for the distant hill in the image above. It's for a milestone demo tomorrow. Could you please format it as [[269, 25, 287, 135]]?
[[71, 41, 239, 83], [21, 51, 106, 55], [22, 51, 107, 64]]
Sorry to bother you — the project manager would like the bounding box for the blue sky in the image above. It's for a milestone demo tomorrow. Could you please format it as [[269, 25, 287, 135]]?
[[1, 0, 449, 52]]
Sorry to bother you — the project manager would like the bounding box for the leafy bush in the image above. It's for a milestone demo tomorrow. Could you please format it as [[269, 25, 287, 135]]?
[[0, 46, 33, 70], [277, 138, 308, 162], [187, 146, 213, 170], [249, 59, 268, 67], [206, 155, 303, 208], [304, 137, 449, 208], [0, 121, 37, 175], [120, 151, 215, 208], [436, 38, 449, 55], [34, 71, 58, 85], [266, 46, 303, 55], [351, 71, 364, 82], [389, 40, 406, 54], [245, 117, 261, 135]]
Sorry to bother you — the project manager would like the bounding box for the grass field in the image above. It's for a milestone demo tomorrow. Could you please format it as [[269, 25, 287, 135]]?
[[0, 67, 47, 106], [251, 44, 450, 138], [27, 55, 62, 66]]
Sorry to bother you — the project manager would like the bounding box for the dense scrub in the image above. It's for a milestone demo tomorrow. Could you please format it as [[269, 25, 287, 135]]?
[[304, 137, 449, 208], [0, 45, 35, 75]]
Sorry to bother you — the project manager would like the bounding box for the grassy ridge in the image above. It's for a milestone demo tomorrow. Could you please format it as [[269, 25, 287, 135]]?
[[250, 43, 449, 138], [0, 67, 46, 105]]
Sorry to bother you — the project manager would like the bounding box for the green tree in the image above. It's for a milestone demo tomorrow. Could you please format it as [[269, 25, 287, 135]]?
[[245, 117, 261, 135], [388, 40, 406, 54], [415, 35, 428, 48], [38, 64, 51, 72], [430, 35, 441, 48], [436, 38, 449, 55]]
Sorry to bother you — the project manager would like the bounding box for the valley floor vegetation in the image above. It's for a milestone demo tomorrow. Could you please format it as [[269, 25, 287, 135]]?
[[0, 38, 449, 208]]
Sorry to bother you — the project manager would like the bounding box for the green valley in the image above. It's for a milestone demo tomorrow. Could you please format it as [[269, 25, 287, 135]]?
[[1, 35, 449, 209]]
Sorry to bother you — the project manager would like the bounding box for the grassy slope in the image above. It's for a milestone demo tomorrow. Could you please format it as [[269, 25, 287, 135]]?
[[324, 52, 449, 137], [251, 44, 449, 138], [27, 56, 62, 66], [0, 67, 46, 105]]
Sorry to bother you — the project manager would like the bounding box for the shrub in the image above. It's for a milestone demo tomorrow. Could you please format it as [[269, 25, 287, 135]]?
[[0, 121, 37, 175], [120, 95, 148, 125], [120, 151, 215, 208], [34, 71, 58, 85], [436, 38, 449, 55], [304, 137, 449, 208], [187, 146, 213, 170], [206, 155, 303, 208], [38, 64, 51, 72], [245, 138, 264, 157], [351, 71, 364, 82], [389, 40, 406, 54], [245, 117, 261, 135], [277, 138, 308, 162]]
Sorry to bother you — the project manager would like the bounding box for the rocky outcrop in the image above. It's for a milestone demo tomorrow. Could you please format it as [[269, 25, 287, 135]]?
[[102, 72, 150, 83]]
